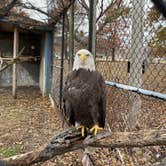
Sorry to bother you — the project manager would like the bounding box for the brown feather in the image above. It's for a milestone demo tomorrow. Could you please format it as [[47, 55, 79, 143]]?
[[62, 68, 106, 129]]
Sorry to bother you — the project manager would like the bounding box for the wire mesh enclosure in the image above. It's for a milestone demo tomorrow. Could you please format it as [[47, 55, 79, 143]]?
[[51, 1, 165, 165]]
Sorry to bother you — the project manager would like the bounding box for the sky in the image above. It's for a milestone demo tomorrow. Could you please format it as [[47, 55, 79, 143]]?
[[23, 0, 48, 21]]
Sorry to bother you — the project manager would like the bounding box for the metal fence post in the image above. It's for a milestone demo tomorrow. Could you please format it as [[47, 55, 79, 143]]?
[[129, 0, 145, 129], [69, 0, 75, 70], [59, 13, 65, 110], [88, 0, 96, 55]]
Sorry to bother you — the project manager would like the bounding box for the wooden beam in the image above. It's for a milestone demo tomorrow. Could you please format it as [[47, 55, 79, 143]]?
[[12, 28, 19, 98]]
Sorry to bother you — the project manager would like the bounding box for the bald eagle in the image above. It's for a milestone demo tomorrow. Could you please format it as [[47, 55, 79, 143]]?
[[63, 49, 106, 136]]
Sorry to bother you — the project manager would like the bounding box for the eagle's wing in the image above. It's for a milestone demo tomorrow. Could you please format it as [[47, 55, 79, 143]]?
[[88, 72, 106, 128], [62, 71, 78, 126], [63, 70, 92, 126], [63, 70, 106, 128], [98, 75, 106, 128]]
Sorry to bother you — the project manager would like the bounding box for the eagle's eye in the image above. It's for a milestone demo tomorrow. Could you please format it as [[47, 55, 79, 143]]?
[[78, 53, 81, 56], [87, 53, 90, 56]]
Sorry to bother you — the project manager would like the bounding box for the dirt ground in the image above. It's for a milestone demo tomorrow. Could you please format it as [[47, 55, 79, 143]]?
[[0, 87, 165, 166], [0, 87, 81, 166]]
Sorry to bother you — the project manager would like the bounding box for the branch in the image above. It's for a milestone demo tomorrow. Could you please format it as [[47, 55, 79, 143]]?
[[49, 95, 95, 166], [96, 0, 118, 22], [21, 0, 75, 25], [0, 0, 19, 18], [0, 56, 40, 72], [0, 59, 16, 72], [21, 2, 49, 18], [0, 47, 26, 72], [78, 0, 89, 12], [84, 129, 166, 148], [50, 0, 76, 25], [0, 128, 165, 166]]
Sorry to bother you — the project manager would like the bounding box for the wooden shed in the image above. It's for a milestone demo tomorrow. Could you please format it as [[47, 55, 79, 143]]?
[[0, 13, 53, 97]]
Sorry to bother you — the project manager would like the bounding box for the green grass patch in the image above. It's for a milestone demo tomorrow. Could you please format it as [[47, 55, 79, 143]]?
[[0, 145, 22, 158]]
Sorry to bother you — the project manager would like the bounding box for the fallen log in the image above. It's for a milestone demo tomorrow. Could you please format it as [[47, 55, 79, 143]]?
[[0, 128, 165, 166]]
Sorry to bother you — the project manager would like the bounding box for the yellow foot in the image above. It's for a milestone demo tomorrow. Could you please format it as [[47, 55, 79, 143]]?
[[90, 125, 103, 135], [77, 125, 85, 137]]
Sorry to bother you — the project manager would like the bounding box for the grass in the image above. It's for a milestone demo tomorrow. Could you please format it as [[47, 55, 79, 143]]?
[[0, 145, 22, 158]]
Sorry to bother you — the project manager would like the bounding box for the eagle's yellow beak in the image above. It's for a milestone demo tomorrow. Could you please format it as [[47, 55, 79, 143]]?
[[80, 54, 86, 63]]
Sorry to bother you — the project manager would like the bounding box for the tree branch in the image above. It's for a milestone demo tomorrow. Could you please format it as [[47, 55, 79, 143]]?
[[84, 129, 166, 148], [0, 128, 165, 166], [0, 0, 19, 18], [20, 0, 75, 25], [21, 2, 50, 18], [96, 0, 118, 22], [78, 0, 89, 12], [0, 47, 26, 72]]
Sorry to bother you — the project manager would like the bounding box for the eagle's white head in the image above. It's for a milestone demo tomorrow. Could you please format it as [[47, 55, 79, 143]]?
[[73, 49, 95, 71]]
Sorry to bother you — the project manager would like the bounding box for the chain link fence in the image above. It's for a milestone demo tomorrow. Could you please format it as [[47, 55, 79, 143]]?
[[96, 0, 165, 93], [51, 0, 166, 165]]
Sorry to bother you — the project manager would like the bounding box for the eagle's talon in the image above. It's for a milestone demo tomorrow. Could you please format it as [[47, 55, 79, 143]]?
[[77, 125, 85, 137], [90, 125, 103, 135]]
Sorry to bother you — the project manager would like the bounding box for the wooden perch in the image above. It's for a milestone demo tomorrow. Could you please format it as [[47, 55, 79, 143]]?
[[0, 56, 40, 61], [0, 59, 17, 72], [0, 56, 40, 72], [0, 128, 165, 166], [0, 47, 25, 72]]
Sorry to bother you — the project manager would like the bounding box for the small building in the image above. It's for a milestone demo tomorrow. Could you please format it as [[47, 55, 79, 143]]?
[[0, 13, 54, 96]]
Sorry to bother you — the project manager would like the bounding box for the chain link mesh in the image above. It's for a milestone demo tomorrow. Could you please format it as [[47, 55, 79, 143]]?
[[51, 0, 166, 165]]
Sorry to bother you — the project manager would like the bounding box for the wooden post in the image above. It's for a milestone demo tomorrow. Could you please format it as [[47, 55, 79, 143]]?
[[12, 28, 19, 98], [129, 0, 145, 129]]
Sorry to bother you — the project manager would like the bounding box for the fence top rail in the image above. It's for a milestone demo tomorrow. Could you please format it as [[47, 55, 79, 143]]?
[[105, 81, 166, 100]]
